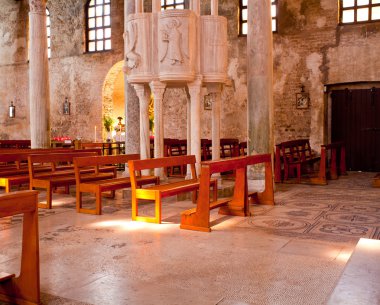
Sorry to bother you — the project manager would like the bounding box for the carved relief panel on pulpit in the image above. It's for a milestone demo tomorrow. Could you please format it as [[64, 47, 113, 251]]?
[[158, 10, 197, 83], [125, 13, 153, 83], [200, 16, 228, 83]]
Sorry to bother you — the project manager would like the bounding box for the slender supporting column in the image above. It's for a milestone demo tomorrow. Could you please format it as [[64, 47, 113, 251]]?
[[211, 0, 218, 16], [29, 0, 50, 148], [152, 0, 161, 13], [133, 84, 151, 160], [207, 84, 222, 161], [190, 0, 200, 15], [123, 0, 139, 177], [186, 93, 192, 179], [187, 77, 203, 177], [247, 0, 274, 156], [135, 0, 143, 13], [150, 81, 166, 178]]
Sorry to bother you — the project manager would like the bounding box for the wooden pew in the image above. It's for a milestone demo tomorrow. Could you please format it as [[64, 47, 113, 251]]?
[[274, 139, 320, 183], [220, 138, 240, 158], [246, 154, 275, 206], [74, 154, 159, 215], [180, 154, 274, 232], [128, 155, 218, 224], [0, 149, 103, 193], [28, 152, 116, 209], [372, 173, 380, 187], [310, 141, 347, 185], [0, 190, 40, 305], [0, 140, 31, 149]]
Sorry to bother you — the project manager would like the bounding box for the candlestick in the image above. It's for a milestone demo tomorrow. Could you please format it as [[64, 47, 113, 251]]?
[[94, 126, 97, 143]]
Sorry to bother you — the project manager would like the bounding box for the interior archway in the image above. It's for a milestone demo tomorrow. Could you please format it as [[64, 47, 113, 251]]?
[[102, 61, 125, 139]]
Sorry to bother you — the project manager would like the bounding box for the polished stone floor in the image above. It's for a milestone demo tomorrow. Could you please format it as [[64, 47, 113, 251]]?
[[0, 172, 379, 305]]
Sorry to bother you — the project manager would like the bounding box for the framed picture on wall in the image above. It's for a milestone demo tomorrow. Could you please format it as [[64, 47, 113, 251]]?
[[204, 94, 212, 110], [296, 92, 309, 109], [63, 98, 70, 115]]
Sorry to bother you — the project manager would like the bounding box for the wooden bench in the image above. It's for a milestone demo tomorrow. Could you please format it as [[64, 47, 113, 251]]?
[[74, 154, 159, 215], [373, 173, 380, 187], [220, 138, 240, 158], [164, 138, 187, 176], [28, 152, 116, 209], [275, 139, 320, 183], [310, 141, 347, 185], [180, 154, 274, 232], [0, 190, 40, 305], [0, 149, 103, 193], [0, 140, 31, 149], [128, 155, 218, 224]]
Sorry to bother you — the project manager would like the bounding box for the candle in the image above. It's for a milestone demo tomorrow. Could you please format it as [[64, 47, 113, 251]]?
[[94, 126, 97, 142]]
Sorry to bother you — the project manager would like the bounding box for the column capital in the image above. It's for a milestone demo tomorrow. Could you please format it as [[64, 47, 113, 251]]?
[[29, 0, 46, 14], [187, 77, 203, 97], [149, 81, 166, 99], [133, 83, 148, 96]]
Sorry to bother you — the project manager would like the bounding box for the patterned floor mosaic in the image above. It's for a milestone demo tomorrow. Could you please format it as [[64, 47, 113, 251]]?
[[1, 172, 379, 244], [238, 172, 380, 243]]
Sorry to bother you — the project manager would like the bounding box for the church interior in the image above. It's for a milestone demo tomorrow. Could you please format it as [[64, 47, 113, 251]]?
[[0, 0, 379, 304]]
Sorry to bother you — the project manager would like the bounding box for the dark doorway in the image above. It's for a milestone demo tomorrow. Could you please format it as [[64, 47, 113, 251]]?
[[331, 88, 380, 172]]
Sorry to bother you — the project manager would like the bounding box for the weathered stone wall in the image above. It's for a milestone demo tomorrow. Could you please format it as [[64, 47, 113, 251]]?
[[1, 0, 379, 148], [273, 0, 380, 149], [0, 0, 124, 141]]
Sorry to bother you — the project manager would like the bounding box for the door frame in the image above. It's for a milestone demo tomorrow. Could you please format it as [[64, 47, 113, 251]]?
[[324, 81, 380, 171]]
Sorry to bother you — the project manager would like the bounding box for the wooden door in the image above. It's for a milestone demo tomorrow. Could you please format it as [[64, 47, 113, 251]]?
[[331, 88, 380, 172]]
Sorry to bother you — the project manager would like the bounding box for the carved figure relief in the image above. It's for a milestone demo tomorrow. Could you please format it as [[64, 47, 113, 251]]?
[[125, 22, 141, 70], [29, 0, 46, 14], [161, 19, 186, 65]]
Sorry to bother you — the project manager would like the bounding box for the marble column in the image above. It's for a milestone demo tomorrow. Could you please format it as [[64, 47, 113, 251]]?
[[186, 93, 192, 179], [133, 84, 151, 160], [247, 0, 274, 156], [29, 0, 50, 148], [187, 77, 203, 177], [124, 0, 140, 174], [150, 81, 166, 177], [211, 0, 218, 16], [207, 84, 222, 161]]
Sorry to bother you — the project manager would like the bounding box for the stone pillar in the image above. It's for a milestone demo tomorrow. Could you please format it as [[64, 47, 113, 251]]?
[[135, 0, 143, 13], [247, 0, 274, 156], [133, 84, 151, 160], [211, 0, 218, 16], [29, 0, 50, 148], [207, 84, 222, 161], [150, 81, 166, 177], [186, 94, 192, 179], [191, 0, 200, 15], [187, 77, 203, 177], [124, 0, 139, 177], [152, 0, 160, 13]]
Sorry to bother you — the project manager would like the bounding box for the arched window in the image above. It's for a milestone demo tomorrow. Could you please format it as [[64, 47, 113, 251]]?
[[161, 0, 185, 10], [239, 0, 277, 36], [340, 0, 380, 24], [46, 8, 51, 58], [86, 0, 112, 52]]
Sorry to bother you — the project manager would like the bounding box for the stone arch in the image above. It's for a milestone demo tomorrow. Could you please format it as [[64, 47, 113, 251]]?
[[102, 60, 125, 130]]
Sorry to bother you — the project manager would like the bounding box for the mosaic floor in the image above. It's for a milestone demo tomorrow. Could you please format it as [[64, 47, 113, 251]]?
[[239, 172, 380, 243], [0, 171, 379, 305], [1, 172, 379, 245]]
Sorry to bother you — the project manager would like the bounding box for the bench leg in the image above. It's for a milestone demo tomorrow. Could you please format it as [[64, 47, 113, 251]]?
[[76, 190, 82, 212], [155, 195, 161, 224], [95, 190, 102, 215], [132, 198, 138, 221], [39, 186, 52, 209]]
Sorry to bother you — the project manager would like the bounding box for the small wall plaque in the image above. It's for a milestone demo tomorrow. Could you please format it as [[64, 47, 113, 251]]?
[[63, 97, 70, 115]]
